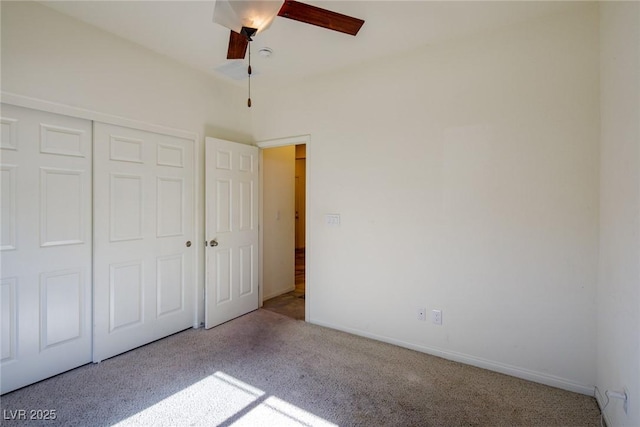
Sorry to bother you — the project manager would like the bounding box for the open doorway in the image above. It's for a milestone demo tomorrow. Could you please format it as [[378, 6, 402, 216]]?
[[261, 142, 307, 320], [294, 144, 306, 299]]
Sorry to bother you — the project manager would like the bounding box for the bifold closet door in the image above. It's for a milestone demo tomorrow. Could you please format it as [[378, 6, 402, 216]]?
[[0, 104, 92, 394], [93, 122, 195, 362]]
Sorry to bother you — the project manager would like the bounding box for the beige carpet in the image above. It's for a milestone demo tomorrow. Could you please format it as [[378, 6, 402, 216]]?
[[0, 309, 600, 426]]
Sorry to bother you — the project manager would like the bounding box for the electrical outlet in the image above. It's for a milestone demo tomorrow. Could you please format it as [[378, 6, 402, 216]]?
[[431, 309, 442, 325], [417, 308, 426, 321]]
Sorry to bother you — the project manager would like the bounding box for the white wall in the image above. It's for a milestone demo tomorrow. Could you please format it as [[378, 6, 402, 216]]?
[[1, 1, 251, 325], [597, 2, 640, 425], [252, 5, 600, 393], [262, 146, 296, 300]]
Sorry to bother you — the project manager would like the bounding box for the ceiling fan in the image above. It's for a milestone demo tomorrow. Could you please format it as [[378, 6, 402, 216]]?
[[213, 0, 365, 60]]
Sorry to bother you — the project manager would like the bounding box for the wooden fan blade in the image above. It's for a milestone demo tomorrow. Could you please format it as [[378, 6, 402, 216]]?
[[277, 0, 364, 36], [227, 30, 248, 59]]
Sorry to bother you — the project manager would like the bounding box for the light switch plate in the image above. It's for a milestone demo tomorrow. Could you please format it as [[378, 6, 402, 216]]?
[[325, 214, 340, 226]]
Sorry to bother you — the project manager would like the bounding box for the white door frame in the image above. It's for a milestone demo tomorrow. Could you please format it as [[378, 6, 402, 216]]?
[[257, 135, 310, 322], [0, 92, 202, 329]]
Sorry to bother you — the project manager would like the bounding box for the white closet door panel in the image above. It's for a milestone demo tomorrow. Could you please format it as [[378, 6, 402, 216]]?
[[0, 104, 92, 394], [93, 123, 195, 362]]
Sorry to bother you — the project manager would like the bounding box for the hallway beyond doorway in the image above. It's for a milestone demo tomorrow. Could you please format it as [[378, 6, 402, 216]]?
[[262, 249, 305, 320]]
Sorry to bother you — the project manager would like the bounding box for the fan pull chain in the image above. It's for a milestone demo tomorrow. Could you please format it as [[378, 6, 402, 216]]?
[[247, 42, 252, 108]]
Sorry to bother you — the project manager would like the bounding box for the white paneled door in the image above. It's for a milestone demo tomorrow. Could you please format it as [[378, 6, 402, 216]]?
[[93, 123, 195, 362], [205, 138, 259, 328], [0, 104, 92, 394]]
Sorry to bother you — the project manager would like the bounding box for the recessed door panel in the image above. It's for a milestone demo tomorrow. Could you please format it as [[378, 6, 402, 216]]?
[[157, 254, 184, 316], [40, 123, 86, 157], [110, 135, 144, 164], [0, 117, 18, 150], [239, 154, 253, 172], [1, 278, 17, 362], [157, 177, 184, 237], [157, 144, 184, 168], [0, 165, 17, 250], [239, 180, 253, 231], [216, 249, 232, 304], [217, 179, 232, 233], [40, 168, 84, 247], [239, 245, 254, 296], [40, 270, 82, 348], [110, 173, 143, 242], [110, 261, 143, 331], [216, 150, 231, 170]]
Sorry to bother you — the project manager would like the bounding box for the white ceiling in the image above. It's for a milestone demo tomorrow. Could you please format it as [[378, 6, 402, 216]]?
[[42, 1, 579, 86]]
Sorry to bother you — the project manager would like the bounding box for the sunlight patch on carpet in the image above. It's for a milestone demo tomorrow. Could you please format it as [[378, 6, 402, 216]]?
[[234, 396, 335, 426], [113, 371, 336, 426]]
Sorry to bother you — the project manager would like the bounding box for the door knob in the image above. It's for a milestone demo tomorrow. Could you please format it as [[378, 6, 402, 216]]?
[[210, 239, 218, 247], [185, 241, 192, 247]]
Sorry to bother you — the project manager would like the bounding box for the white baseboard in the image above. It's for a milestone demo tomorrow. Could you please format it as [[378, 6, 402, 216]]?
[[310, 318, 595, 396]]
